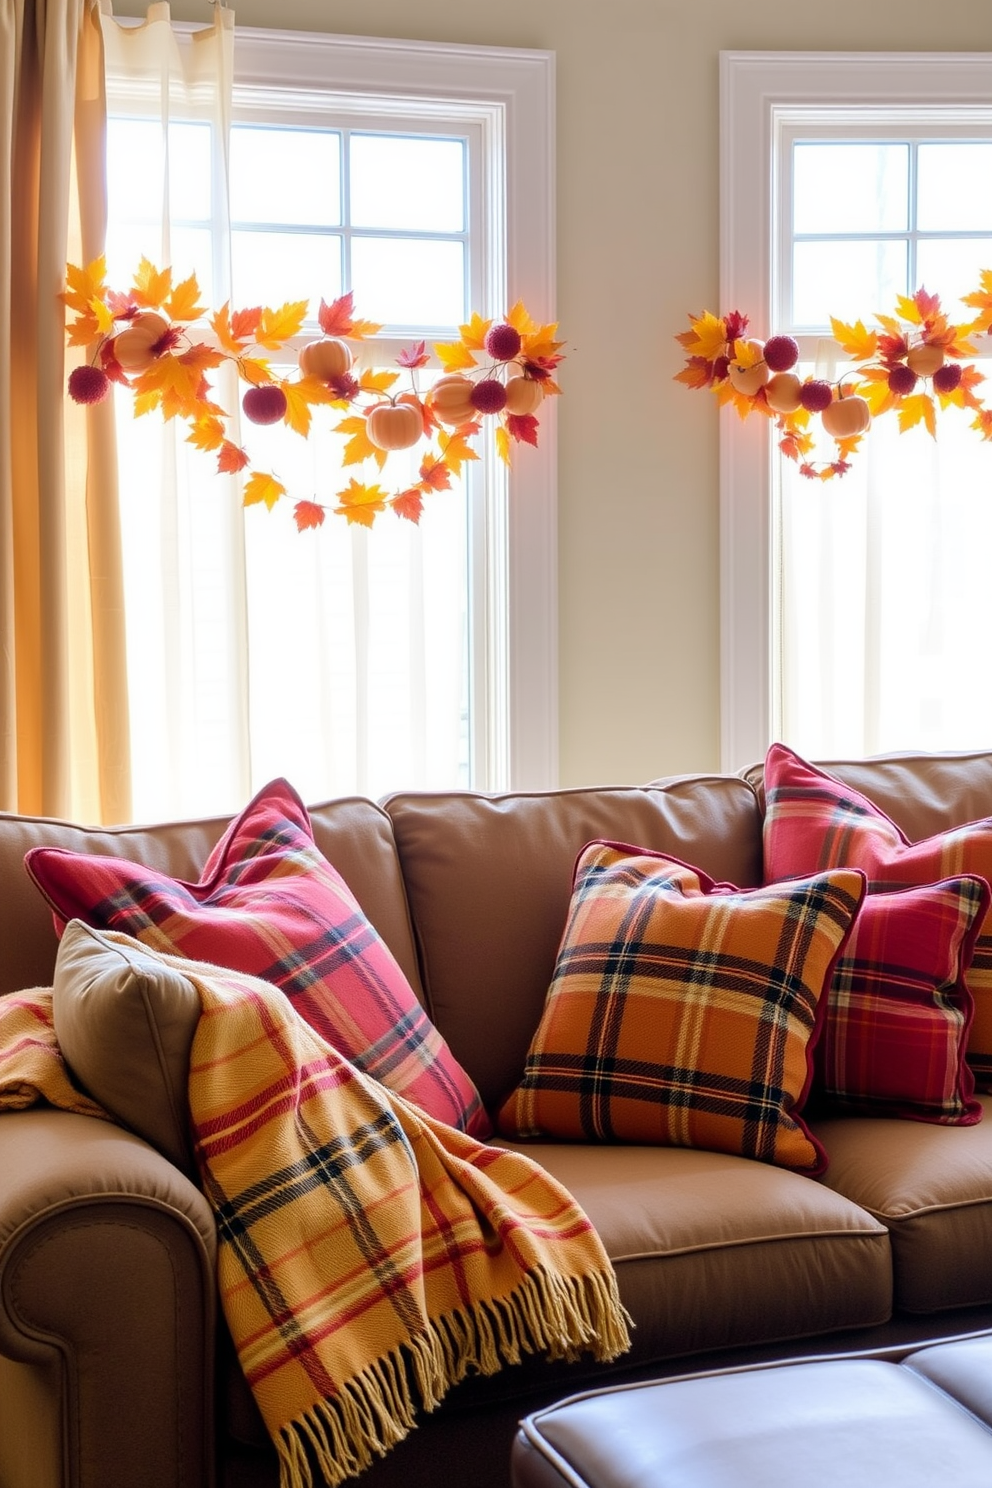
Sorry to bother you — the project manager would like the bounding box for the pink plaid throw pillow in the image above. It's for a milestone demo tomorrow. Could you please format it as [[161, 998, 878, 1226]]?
[[818, 877, 987, 1123], [763, 742, 992, 1092], [25, 778, 490, 1137]]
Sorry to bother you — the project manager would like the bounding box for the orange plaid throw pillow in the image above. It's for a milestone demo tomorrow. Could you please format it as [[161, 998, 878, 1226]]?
[[497, 843, 864, 1174]]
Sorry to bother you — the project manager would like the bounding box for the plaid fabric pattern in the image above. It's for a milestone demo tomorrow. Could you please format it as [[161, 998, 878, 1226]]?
[[0, 987, 110, 1120], [497, 842, 864, 1174], [25, 778, 489, 1138], [763, 743, 992, 1089], [821, 878, 988, 1122], [169, 938, 629, 1488]]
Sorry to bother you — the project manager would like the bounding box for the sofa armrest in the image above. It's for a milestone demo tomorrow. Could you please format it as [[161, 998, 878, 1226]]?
[[0, 1108, 218, 1488]]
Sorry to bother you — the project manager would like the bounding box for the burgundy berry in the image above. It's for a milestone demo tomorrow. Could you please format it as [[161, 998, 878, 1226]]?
[[763, 335, 800, 372]]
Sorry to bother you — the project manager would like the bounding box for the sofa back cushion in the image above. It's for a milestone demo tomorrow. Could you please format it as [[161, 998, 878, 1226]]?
[[1, 794, 423, 1004], [742, 748, 992, 844], [383, 776, 763, 1111]]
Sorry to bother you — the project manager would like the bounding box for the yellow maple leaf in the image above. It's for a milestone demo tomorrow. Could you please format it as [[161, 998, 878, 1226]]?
[[436, 429, 479, 476], [358, 369, 400, 395], [348, 317, 384, 340], [282, 382, 314, 438], [435, 340, 478, 373], [972, 407, 992, 441], [238, 357, 275, 387], [731, 337, 763, 369], [242, 470, 286, 510], [681, 310, 729, 362], [334, 478, 388, 527], [505, 301, 537, 341], [292, 374, 341, 408], [165, 273, 205, 324], [897, 392, 937, 437], [186, 415, 227, 452], [459, 311, 492, 350], [495, 424, 511, 465], [63, 257, 107, 315], [334, 414, 387, 470], [131, 354, 204, 421], [830, 316, 878, 362], [256, 300, 309, 350], [894, 292, 924, 326], [963, 269, 992, 331], [132, 257, 172, 310]]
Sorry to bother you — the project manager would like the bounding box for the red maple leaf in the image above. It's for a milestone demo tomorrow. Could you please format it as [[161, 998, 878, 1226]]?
[[293, 500, 326, 531], [397, 339, 430, 369], [723, 310, 750, 342], [217, 441, 249, 474], [391, 487, 425, 523], [318, 291, 356, 337], [419, 454, 452, 491], [506, 413, 539, 447]]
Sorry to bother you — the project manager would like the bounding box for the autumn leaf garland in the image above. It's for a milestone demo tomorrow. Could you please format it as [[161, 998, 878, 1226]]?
[[63, 256, 564, 530], [675, 280, 992, 480]]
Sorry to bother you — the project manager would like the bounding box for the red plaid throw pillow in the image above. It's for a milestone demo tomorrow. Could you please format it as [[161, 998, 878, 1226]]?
[[818, 877, 987, 1123], [25, 778, 490, 1137], [497, 842, 864, 1173], [763, 742, 992, 1090]]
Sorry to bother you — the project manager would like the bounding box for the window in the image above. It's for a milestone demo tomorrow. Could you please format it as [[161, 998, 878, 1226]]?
[[720, 52, 992, 770], [103, 25, 556, 818]]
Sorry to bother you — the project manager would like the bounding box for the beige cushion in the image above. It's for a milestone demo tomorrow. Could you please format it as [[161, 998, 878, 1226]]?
[[52, 921, 200, 1172], [813, 1096, 992, 1313], [499, 1141, 892, 1363], [384, 777, 764, 1110]]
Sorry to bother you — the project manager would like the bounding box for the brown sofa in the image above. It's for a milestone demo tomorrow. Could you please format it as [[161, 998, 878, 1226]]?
[[4, 749, 992, 1488]]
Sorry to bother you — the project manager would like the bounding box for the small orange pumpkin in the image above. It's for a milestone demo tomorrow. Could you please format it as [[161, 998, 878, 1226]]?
[[504, 375, 544, 416], [112, 311, 170, 374], [298, 337, 353, 381], [764, 371, 803, 415], [906, 343, 945, 377], [430, 374, 477, 426], [726, 339, 770, 397], [366, 401, 423, 452], [820, 393, 871, 438]]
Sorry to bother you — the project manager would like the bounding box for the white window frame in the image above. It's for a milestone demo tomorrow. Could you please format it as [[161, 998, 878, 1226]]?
[[154, 25, 558, 792], [719, 51, 992, 772]]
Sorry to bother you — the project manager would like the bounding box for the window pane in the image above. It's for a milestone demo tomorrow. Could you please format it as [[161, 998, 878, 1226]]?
[[793, 239, 906, 328], [107, 119, 212, 223], [231, 230, 342, 311], [350, 135, 464, 232], [918, 144, 992, 232], [351, 237, 465, 326], [793, 143, 908, 234], [230, 126, 341, 227], [917, 236, 992, 320]]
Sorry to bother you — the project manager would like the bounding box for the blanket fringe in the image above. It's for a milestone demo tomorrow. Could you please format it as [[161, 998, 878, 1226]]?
[[275, 1264, 632, 1488]]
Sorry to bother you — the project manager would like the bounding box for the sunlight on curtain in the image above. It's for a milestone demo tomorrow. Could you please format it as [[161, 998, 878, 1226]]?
[[777, 407, 992, 758]]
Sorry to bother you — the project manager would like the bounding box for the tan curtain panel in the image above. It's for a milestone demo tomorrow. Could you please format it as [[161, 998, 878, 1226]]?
[[0, 0, 130, 822]]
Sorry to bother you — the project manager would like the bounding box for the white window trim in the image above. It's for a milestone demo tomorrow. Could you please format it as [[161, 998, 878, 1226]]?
[[719, 50, 992, 773], [227, 26, 558, 791]]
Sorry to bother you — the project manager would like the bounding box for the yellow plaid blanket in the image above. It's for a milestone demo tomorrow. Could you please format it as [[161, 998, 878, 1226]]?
[[0, 955, 630, 1488]]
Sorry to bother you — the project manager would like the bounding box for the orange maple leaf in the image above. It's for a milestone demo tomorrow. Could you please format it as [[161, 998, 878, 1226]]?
[[256, 301, 309, 350], [391, 487, 425, 523], [282, 382, 315, 438], [436, 429, 479, 476], [972, 408, 992, 441], [459, 311, 492, 350], [419, 453, 452, 491], [358, 369, 399, 396], [294, 500, 326, 531], [217, 440, 250, 474], [165, 273, 205, 324], [185, 415, 227, 453], [334, 478, 388, 527], [212, 304, 263, 354], [132, 257, 172, 309]]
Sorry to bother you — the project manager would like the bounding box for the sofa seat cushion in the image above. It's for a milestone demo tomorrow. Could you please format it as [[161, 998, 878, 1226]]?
[[496, 1141, 891, 1366], [812, 1095, 992, 1313]]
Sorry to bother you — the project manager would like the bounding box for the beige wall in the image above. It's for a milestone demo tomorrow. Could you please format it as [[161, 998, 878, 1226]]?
[[118, 0, 992, 784]]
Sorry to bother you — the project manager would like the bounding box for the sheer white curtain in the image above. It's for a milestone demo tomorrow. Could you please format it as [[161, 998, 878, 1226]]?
[[101, 6, 471, 821], [100, 0, 249, 821], [777, 408, 992, 759]]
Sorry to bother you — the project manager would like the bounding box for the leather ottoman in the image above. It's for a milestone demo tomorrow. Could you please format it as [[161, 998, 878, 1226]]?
[[512, 1335, 992, 1487]]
